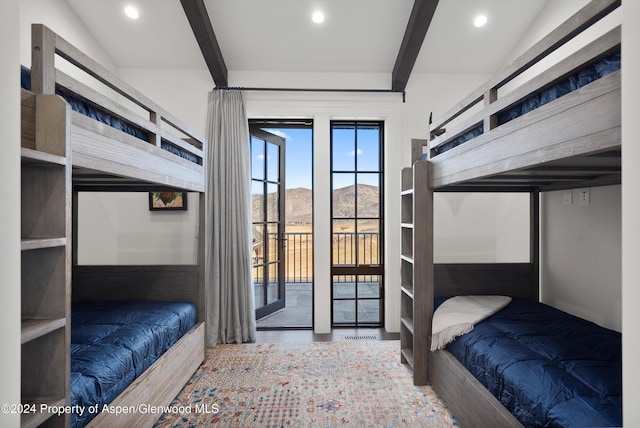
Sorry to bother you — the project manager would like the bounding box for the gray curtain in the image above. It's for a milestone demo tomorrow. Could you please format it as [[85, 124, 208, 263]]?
[[205, 89, 256, 345]]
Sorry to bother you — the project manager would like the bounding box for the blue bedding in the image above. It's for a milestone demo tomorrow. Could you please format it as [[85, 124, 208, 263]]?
[[430, 50, 620, 156], [20, 67, 199, 164], [70, 301, 197, 428], [435, 298, 622, 427]]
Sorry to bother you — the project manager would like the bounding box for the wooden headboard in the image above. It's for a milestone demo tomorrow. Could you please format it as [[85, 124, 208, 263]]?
[[435, 263, 538, 300], [72, 264, 205, 322]]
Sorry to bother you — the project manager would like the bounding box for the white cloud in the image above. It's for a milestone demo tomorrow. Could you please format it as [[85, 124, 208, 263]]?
[[348, 149, 363, 156], [265, 129, 291, 141]]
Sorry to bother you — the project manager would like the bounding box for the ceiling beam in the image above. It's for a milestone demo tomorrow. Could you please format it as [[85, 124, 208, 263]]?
[[180, 0, 228, 87], [392, 0, 439, 91]]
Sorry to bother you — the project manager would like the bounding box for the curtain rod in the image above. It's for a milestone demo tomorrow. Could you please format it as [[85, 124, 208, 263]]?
[[216, 86, 406, 102]]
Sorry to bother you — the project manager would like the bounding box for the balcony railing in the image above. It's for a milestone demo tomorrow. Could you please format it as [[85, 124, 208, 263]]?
[[253, 231, 380, 284], [285, 232, 313, 283]]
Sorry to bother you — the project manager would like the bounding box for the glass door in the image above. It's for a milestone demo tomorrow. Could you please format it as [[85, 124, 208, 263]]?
[[251, 126, 286, 320], [330, 121, 384, 327]]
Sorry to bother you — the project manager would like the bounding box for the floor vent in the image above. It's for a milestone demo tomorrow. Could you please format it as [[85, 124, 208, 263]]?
[[343, 335, 379, 341]]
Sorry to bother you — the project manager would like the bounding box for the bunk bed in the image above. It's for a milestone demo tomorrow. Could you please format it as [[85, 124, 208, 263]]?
[[20, 24, 206, 428], [400, 1, 621, 427]]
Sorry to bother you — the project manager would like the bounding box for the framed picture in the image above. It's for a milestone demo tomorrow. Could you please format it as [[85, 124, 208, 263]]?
[[149, 191, 188, 211]]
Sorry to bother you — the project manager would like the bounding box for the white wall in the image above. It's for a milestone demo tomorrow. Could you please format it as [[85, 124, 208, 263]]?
[[541, 186, 621, 331], [77, 192, 200, 265], [434, 192, 530, 263], [20, 0, 115, 70], [0, 0, 22, 426], [622, 0, 640, 424]]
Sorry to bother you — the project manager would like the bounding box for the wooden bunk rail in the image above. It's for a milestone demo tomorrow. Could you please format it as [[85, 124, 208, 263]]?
[[429, 25, 621, 153], [54, 70, 204, 164], [70, 114, 205, 192], [428, 0, 620, 142], [428, 71, 621, 189], [31, 24, 206, 154]]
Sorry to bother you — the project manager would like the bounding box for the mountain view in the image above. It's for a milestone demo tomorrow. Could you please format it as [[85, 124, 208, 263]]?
[[252, 184, 381, 278], [252, 184, 379, 225]]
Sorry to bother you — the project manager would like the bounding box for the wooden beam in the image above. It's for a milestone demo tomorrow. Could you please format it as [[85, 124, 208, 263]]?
[[391, 0, 439, 91], [180, 0, 228, 87]]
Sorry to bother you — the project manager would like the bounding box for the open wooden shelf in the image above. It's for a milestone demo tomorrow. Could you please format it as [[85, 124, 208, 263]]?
[[20, 93, 71, 428], [399, 140, 431, 386]]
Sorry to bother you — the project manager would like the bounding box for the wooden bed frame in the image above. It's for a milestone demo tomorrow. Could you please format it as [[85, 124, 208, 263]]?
[[72, 266, 205, 428], [401, 1, 621, 427], [21, 24, 207, 428]]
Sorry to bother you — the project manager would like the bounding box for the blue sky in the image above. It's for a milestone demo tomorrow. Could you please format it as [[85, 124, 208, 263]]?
[[264, 127, 313, 189], [254, 126, 380, 190]]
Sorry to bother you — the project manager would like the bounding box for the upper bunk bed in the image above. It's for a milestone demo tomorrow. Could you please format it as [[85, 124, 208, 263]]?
[[400, 1, 622, 427], [22, 23, 206, 193], [420, 0, 620, 192]]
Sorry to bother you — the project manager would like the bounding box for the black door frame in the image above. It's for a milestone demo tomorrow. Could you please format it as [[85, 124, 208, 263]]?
[[329, 120, 385, 327], [250, 126, 286, 320]]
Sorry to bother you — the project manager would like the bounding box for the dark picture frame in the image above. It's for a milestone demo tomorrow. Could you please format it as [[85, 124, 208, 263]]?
[[149, 192, 188, 211]]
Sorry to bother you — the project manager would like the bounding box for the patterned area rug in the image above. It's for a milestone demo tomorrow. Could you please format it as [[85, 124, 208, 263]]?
[[154, 340, 457, 427]]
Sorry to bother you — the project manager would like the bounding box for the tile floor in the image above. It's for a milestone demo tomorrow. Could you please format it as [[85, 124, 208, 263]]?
[[256, 282, 383, 328]]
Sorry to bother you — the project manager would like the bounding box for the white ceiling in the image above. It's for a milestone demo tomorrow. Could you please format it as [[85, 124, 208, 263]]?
[[65, 0, 551, 82]]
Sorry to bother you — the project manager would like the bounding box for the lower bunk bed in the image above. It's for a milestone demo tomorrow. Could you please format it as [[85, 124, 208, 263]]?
[[430, 296, 622, 428], [71, 302, 202, 428], [71, 265, 206, 428]]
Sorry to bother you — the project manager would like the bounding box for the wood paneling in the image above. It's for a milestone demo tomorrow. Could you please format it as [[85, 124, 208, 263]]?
[[434, 263, 538, 300], [73, 265, 201, 306]]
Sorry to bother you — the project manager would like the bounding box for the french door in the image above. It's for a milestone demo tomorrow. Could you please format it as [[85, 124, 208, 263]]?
[[330, 121, 384, 327], [250, 126, 286, 320]]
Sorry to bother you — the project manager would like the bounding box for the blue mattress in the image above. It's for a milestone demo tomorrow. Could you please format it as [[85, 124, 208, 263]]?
[[430, 50, 620, 156], [70, 301, 197, 428], [436, 298, 622, 427], [20, 67, 199, 164]]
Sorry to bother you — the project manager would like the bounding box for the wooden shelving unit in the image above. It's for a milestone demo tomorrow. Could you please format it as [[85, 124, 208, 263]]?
[[20, 93, 71, 427], [400, 139, 432, 386]]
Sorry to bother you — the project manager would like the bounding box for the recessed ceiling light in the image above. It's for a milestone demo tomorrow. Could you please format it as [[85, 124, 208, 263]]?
[[124, 5, 140, 20], [312, 10, 325, 24], [474, 14, 488, 28]]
